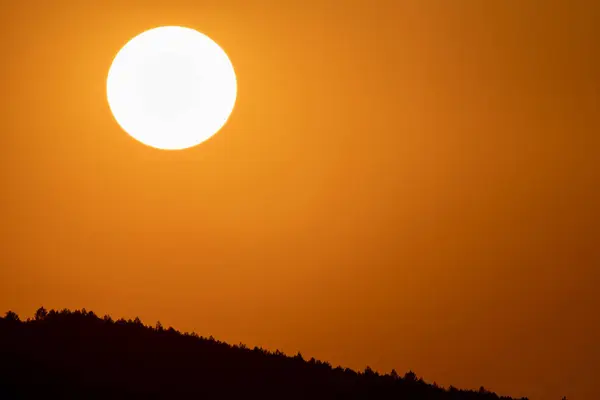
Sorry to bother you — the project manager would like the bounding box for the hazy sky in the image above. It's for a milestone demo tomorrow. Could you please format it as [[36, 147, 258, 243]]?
[[1, 1, 598, 399]]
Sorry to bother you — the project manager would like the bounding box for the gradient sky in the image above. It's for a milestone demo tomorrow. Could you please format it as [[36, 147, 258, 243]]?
[[1, 1, 598, 399]]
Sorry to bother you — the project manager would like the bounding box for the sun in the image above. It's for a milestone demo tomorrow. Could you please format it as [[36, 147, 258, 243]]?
[[106, 26, 237, 150]]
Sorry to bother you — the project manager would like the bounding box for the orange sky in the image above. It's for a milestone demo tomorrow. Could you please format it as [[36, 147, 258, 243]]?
[[1, 1, 598, 399]]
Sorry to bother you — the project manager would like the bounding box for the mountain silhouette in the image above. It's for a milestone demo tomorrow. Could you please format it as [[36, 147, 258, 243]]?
[[0, 307, 530, 399]]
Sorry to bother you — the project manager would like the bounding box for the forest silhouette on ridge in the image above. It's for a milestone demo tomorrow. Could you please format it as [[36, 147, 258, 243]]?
[[0, 307, 533, 399]]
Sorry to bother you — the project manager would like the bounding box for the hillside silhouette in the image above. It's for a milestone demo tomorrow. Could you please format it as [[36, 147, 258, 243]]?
[[0, 308, 530, 400]]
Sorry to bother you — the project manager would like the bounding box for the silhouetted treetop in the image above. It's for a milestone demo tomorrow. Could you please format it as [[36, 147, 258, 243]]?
[[4, 311, 20, 322], [34, 306, 47, 321]]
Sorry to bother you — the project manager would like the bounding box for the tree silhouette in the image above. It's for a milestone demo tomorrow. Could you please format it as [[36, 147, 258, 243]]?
[[34, 306, 48, 321], [4, 311, 19, 322], [404, 370, 418, 382], [364, 365, 376, 377], [0, 307, 531, 400]]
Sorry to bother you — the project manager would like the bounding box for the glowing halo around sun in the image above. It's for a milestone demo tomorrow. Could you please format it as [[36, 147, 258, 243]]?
[[106, 26, 237, 150]]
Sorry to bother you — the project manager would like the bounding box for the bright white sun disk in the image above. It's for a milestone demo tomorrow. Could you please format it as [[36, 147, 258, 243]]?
[[106, 26, 237, 150]]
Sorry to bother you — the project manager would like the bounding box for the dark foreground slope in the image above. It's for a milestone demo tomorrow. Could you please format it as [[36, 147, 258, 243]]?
[[0, 309, 527, 400]]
